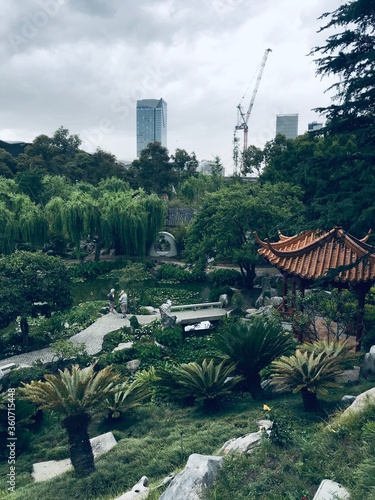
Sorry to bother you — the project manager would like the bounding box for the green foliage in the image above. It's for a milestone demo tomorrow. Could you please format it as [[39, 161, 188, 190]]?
[[153, 326, 183, 347], [0, 251, 73, 347], [4, 364, 47, 389], [19, 364, 118, 417], [208, 268, 242, 287], [215, 316, 296, 398], [68, 259, 127, 279], [104, 378, 152, 419], [156, 359, 243, 408], [129, 315, 140, 330], [184, 181, 305, 289], [155, 263, 203, 283], [0, 397, 38, 458], [270, 339, 357, 411], [50, 339, 90, 368]]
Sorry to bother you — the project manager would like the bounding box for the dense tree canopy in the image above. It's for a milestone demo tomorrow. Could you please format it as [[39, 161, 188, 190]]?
[[0, 251, 73, 346], [258, 0, 375, 238], [184, 181, 305, 288]]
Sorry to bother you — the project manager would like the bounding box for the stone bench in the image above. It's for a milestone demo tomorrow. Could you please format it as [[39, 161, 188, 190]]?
[[170, 302, 222, 311]]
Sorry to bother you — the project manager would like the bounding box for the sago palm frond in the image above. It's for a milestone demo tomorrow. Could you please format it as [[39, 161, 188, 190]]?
[[105, 378, 152, 417], [214, 316, 296, 381], [20, 364, 118, 417]]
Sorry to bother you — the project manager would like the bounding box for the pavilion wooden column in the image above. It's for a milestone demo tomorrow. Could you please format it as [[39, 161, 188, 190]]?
[[355, 283, 371, 352], [282, 273, 288, 312]]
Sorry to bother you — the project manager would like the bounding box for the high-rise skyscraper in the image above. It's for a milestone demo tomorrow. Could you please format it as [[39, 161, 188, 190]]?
[[136, 98, 167, 157], [276, 114, 299, 139]]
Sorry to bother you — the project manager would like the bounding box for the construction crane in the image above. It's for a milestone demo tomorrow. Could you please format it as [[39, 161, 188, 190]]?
[[235, 48, 272, 153]]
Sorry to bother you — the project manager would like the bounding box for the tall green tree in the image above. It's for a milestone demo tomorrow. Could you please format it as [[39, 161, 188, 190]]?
[[184, 181, 305, 288], [308, 0, 375, 235], [0, 251, 73, 347], [171, 148, 199, 186], [128, 142, 177, 196], [0, 148, 17, 178]]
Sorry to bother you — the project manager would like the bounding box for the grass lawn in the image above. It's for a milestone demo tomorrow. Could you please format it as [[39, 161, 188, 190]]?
[[0, 379, 374, 500]]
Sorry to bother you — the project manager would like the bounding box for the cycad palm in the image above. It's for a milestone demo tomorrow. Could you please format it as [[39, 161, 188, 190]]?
[[157, 359, 243, 409], [20, 364, 118, 477], [214, 316, 296, 399], [270, 339, 357, 411], [105, 378, 152, 419]]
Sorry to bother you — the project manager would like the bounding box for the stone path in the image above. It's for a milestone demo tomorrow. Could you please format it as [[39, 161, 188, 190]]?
[[0, 312, 160, 369]]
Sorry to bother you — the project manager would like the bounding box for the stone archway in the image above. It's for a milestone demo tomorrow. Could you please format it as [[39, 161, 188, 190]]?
[[149, 231, 178, 258]]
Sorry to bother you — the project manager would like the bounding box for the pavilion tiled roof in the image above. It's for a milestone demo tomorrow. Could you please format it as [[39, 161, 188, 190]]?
[[255, 227, 375, 283]]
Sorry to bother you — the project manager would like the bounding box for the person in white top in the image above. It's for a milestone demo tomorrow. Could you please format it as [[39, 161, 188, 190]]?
[[119, 290, 128, 318]]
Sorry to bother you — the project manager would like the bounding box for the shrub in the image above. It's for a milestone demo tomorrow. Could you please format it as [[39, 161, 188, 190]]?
[[156, 359, 243, 409], [155, 264, 193, 283], [209, 268, 242, 287], [5, 364, 47, 389], [68, 259, 127, 279], [153, 326, 183, 347], [270, 339, 358, 412], [214, 316, 296, 399], [50, 340, 90, 368], [104, 378, 152, 420]]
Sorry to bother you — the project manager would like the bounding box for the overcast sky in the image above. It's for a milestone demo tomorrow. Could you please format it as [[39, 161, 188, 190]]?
[[1, 0, 341, 174]]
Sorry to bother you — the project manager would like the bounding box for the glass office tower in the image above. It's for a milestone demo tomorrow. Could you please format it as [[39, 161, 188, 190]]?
[[276, 114, 299, 139], [136, 98, 167, 157]]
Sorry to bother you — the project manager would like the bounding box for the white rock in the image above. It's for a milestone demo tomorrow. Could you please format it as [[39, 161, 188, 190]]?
[[159, 454, 223, 500], [313, 479, 350, 499], [340, 386, 375, 419], [220, 431, 262, 455], [113, 342, 134, 352], [113, 476, 149, 500], [32, 432, 117, 482]]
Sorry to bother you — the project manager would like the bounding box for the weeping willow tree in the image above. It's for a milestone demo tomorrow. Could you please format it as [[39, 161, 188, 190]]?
[[5, 194, 48, 249], [0, 202, 18, 254], [46, 191, 100, 260], [101, 191, 165, 256]]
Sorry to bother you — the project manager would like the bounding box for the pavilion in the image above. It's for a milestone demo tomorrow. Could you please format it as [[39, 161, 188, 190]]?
[[254, 227, 375, 350]]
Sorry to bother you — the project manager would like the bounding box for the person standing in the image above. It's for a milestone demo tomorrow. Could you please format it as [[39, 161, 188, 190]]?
[[107, 288, 116, 314], [119, 290, 128, 318]]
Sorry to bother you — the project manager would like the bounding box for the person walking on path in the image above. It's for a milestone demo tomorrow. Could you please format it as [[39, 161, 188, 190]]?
[[119, 290, 128, 318], [108, 288, 116, 314]]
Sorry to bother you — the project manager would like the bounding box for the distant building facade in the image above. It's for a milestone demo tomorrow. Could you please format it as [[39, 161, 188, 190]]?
[[276, 114, 299, 139], [136, 98, 167, 157], [308, 121, 324, 132]]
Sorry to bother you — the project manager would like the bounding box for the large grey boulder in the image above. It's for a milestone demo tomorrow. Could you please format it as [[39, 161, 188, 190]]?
[[220, 432, 261, 455], [159, 454, 223, 500], [340, 386, 375, 419], [159, 301, 177, 329], [113, 476, 149, 500], [335, 366, 361, 384], [220, 421, 272, 455], [362, 345, 375, 378]]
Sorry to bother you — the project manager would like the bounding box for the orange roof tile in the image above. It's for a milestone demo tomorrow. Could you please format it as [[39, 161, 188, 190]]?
[[255, 227, 375, 283]]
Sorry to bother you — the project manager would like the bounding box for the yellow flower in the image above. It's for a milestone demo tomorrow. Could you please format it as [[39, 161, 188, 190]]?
[[263, 404, 271, 411]]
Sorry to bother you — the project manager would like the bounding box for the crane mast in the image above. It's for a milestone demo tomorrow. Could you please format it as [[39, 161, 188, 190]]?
[[235, 48, 272, 153]]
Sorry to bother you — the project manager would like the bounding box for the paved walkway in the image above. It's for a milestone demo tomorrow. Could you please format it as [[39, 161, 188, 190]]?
[[0, 312, 160, 369]]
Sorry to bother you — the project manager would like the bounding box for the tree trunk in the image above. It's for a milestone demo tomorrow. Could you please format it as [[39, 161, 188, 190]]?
[[20, 316, 29, 348], [62, 413, 95, 477], [240, 262, 256, 290], [249, 372, 263, 400], [94, 235, 101, 262], [301, 388, 320, 412]]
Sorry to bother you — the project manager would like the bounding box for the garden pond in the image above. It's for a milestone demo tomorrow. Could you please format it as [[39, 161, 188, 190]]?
[[72, 276, 262, 309]]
